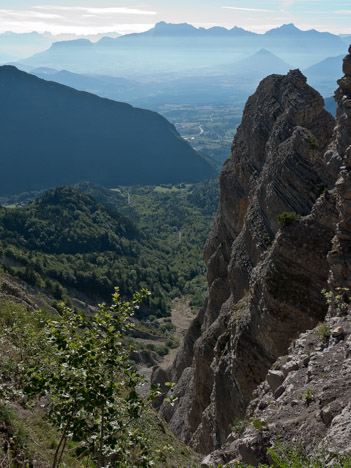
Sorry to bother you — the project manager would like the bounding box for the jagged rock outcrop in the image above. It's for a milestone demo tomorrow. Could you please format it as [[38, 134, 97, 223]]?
[[199, 46, 351, 467], [201, 312, 351, 466], [152, 68, 341, 453], [328, 45, 351, 299]]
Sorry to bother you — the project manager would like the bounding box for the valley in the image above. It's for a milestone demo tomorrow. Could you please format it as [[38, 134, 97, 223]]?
[[156, 104, 243, 164], [0, 180, 219, 317]]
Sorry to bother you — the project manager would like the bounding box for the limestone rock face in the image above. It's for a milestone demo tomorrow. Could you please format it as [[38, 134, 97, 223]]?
[[199, 47, 351, 466], [152, 69, 339, 453], [328, 45, 351, 301], [201, 312, 351, 466]]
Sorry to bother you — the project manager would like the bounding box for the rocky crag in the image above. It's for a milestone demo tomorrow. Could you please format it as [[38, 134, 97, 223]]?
[[152, 48, 351, 460], [328, 46, 351, 297], [201, 312, 351, 466]]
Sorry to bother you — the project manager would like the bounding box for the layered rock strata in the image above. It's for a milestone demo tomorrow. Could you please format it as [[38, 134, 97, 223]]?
[[152, 69, 340, 453], [328, 45, 351, 300], [200, 46, 351, 466]]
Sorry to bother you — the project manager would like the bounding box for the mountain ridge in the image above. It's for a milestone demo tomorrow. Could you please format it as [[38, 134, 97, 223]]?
[[0, 66, 216, 195], [19, 22, 347, 74]]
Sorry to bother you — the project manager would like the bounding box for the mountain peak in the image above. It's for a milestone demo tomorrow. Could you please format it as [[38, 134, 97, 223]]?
[[280, 23, 299, 30], [254, 48, 276, 55], [265, 23, 301, 35], [51, 38, 93, 49], [153, 21, 198, 35], [233, 48, 292, 74]]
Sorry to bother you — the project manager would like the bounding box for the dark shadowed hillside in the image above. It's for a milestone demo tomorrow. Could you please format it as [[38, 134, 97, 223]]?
[[0, 66, 216, 195]]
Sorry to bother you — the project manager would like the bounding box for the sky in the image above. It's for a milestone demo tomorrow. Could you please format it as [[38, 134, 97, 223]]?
[[0, 0, 350, 36]]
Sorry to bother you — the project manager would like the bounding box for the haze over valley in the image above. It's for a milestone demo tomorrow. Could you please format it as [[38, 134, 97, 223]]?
[[2, 22, 347, 163]]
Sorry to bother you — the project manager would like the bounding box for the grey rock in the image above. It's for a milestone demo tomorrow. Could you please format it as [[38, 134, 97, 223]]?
[[282, 360, 299, 376], [321, 406, 333, 426], [200, 454, 214, 467], [301, 354, 311, 366], [151, 49, 351, 464], [324, 403, 351, 453], [226, 432, 236, 443], [267, 370, 285, 393], [274, 385, 286, 399], [183, 49, 351, 464]]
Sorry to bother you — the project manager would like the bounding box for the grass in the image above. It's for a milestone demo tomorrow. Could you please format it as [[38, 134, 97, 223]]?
[[252, 418, 266, 430], [154, 184, 191, 193], [315, 322, 331, 343]]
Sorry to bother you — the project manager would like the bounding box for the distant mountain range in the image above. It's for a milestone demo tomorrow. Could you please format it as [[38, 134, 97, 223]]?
[[0, 31, 121, 61], [0, 66, 216, 196], [340, 35, 351, 44], [18, 22, 348, 76], [0, 32, 51, 61], [28, 48, 345, 120], [116, 21, 258, 39], [29, 48, 293, 107], [31, 68, 148, 104]]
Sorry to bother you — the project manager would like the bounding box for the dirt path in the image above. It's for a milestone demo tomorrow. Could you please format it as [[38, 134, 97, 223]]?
[[160, 297, 194, 369], [136, 297, 195, 393]]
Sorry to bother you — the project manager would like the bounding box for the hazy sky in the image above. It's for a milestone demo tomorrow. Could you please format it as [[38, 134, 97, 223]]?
[[0, 0, 350, 35]]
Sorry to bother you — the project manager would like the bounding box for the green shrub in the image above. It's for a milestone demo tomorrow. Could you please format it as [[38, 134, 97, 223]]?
[[231, 418, 248, 435], [267, 441, 351, 467], [19, 288, 164, 467], [315, 322, 331, 343], [323, 287, 350, 315], [277, 211, 301, 226], [252, 418, 266, 430], [155, 345, 170, 356], [0, 403, 33, 466], [309, 137, 319, 149], [302, 389, 314, 405]]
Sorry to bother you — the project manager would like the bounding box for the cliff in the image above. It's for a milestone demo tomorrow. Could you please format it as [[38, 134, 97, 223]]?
[[152, 55, 351, 457], [328, 46, 351, 298]]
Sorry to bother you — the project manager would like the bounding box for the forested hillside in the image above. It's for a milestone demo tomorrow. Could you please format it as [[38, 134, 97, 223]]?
[[0, 180, 219, 317]]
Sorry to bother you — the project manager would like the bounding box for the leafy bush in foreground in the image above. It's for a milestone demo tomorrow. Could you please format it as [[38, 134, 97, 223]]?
[[1, 288, 181, 467], [23, 288, 157, 467]]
